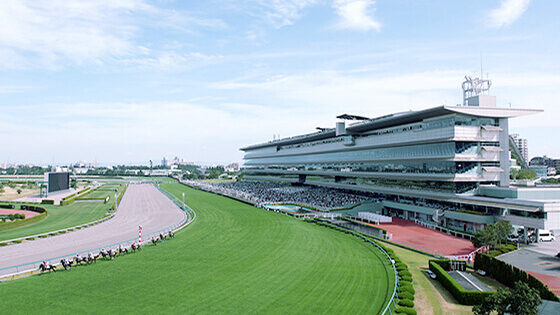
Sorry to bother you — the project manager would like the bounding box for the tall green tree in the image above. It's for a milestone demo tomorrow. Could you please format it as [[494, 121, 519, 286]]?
[[473, 281, 541, 315], [495, 220, 513, 245], [518, 169, 538, 180], [473, 224, 498, 248]]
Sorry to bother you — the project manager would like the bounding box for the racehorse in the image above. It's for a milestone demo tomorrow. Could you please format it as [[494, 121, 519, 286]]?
[[131, 243, 141, 252], [118, 245, 128, 256], [38, 262, 56, 273], [168, 231, 175, 239], [151, 236, 159, 246], [159, 233, 166, 241], [108, 249, 117, 260], [74, 254, 85, 265], [60, 259, 72, 271]]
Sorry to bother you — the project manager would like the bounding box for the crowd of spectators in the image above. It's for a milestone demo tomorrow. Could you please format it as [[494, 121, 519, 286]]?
[[186, 180, 373, 210]]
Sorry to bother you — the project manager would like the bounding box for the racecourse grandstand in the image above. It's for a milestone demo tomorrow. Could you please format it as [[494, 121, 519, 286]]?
[[239, 78, 560, 242]]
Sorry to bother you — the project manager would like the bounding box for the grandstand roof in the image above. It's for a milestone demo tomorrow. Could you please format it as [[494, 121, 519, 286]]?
[[241, 105, 542, 151]]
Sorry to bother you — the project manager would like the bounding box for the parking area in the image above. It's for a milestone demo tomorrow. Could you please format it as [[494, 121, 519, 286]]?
[[449, 271, 492, 292], [498, 248, 560, 295], [527, 237, 560, 257]]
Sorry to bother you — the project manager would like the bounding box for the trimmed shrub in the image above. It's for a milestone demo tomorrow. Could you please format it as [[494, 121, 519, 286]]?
[[400, 275, 413, 282], [398, 292, 415, 301], [41, 199, 54, 205], [395, 306, 417, 315], [399, 270, 412, 277], [0, 242, 8, 246], [398, 298, 414, 307], [399, 283, 415, 295]]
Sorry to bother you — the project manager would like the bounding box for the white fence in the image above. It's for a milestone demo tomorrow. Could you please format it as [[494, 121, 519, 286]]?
[[358, 212, 392, 224]]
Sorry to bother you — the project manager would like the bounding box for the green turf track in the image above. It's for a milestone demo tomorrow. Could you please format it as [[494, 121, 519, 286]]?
[[0, 202, 110, 241], [0, 181, 394, 314]]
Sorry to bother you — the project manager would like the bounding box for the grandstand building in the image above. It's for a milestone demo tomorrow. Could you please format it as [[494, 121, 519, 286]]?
[[240, 78, 560, 239]]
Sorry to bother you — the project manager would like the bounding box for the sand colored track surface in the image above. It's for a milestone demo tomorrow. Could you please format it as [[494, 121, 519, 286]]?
[[0, 183, 185, 276], [369, 218, 476, 256]]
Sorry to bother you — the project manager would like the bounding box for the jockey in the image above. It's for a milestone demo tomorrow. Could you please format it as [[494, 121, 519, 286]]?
[[88, 252, 94, 260]]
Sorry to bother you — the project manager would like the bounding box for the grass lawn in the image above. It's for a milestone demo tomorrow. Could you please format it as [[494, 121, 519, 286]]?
[[0, 180, 395, 314], [0, 202, 110, 241], [384, 243, 474, 315], [77, 190, 111, 199]]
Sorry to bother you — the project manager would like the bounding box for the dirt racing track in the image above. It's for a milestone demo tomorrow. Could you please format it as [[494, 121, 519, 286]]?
[[0, 183, 186, 277]]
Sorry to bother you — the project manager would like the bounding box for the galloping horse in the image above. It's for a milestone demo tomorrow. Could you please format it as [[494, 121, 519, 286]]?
[[108, 248, 117, 260], [168, 230, 175, 239], [38, 262, 56, 273], [60, 259, 72, 271], [118, 245, 128, 256], [151, 236, 159, 246], [131, 243, 141, 252], [74, 254, 85, 265]]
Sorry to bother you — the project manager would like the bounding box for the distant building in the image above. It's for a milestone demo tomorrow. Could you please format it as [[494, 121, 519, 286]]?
[[510, 133, 528, 162], [161, 157, 168, 167], [225, 163, 240, 172], [529, 166, 548, 178]]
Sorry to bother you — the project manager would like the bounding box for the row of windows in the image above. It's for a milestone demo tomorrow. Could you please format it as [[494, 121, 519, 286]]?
[[268, 115, 500, 153], [246, 141, 497, 165], [246, 161, 482, 175]]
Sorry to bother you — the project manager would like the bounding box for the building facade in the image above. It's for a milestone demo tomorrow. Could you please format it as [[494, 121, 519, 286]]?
[[510, 133, 529, 162], [241, 98, 560, 238]]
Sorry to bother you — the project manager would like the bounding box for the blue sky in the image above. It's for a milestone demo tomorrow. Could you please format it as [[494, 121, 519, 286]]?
[[0, 0, 558, 165]]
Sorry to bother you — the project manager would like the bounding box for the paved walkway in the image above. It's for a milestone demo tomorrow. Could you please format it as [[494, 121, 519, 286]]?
[[370, 218, 475, 256], [0, 183, 185, 276]]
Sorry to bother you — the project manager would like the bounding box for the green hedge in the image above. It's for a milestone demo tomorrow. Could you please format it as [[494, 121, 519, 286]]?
[[41, 199, 54, 205], [398, 292, 414, 301], [395, 306, 417, 315], [474, 253, 559, 301], [429, 259, 494, 305], [114, 184, 128, 209], [398, 299, 414, 307]]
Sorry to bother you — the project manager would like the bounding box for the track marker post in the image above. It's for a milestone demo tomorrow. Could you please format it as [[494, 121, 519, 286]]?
[[139, 225, 142, 244], [182, 192, 185, 210]]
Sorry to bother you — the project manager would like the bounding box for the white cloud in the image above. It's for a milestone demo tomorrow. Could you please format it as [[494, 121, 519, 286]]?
[[254, 0, 317, 28], [333, 0, 381, 31], [0, 0, 226, 69], [121, 51, 223, 71], [487, 0, 531, 28]]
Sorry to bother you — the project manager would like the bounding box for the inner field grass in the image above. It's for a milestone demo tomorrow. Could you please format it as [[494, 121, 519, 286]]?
[[0, 202, 110, 241], [77, 190, 111, 199], [0, 181, 395, 314]]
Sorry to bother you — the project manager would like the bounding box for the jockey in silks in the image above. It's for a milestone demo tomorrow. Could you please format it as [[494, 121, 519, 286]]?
[[88, 252, 94, 261]]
